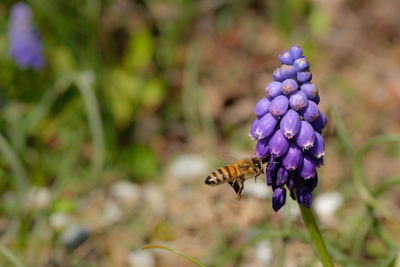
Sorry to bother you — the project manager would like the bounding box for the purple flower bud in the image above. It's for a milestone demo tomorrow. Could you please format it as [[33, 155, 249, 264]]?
[[290, 45, 303, 60], [279, 65, 297, 80], [272, 187, 286, 211], [294, 58, 310, 71], [300, 101, 319, 122], [281, 79, 298, 95], [279, 51, 294, 65], [313, 94, 320, 104], [296, 121, 315, 149], [289, 91, 308, 111], [277, 167, 288, 186], [317, 157, 324, 167], [264, 81, 282, 99], [298, 153, 317, 179], [280, 110, 301, 138], [249, 118, 259, 140], [296, 70, 312, 83], [311, 110, 327, 133], [254, 113, 279, 139], [301, 83, 318, 99], [309, 132, 325, 159], [266, 159, 278, 186], [273, 68, 284, 82], [254, 98, 271, 118], [282, 143, 303, 171], [269, 95, 289, 117], [255, 137, 271, 159], [269, 129, 290, 157], [297, 186, 312, 208], [287, 172, 298, 191], [305, 173, 318, 191]]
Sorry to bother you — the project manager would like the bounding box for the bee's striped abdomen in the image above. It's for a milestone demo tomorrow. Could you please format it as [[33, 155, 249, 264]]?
[[205, 165, 238, 185]]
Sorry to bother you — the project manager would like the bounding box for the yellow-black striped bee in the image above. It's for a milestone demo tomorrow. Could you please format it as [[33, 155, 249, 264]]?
[[204, 157, 264, 199]]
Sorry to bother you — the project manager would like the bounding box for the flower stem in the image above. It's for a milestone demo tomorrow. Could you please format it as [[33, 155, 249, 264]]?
[[298, 203, 334, 267]]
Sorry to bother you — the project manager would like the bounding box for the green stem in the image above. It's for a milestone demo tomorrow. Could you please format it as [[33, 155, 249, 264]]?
[[0, 245, 26, 267], [298, 203, 334, 267], [142, 245, 206, 267]]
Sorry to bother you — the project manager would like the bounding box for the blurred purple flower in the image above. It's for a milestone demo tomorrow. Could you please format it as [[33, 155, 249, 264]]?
[[250, 45, 327, 211], [8, 3, 45, 70]]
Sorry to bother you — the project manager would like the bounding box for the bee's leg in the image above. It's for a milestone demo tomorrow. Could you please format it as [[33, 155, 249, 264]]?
[[235, 178, 245, 200], [228, 181, 240, 195]]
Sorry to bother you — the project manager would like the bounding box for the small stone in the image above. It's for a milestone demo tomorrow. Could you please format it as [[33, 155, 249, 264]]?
[[314, 192, 343, 219], [110, 180, 141, 205], [242, 182, 270, 199], [104, 201, 122, 223], [49, 212, 69, 231], [169, 155, 208, 181], [254, 240, 273, 265], [129, 249, 155, 267], [60, 224, 90, 250]]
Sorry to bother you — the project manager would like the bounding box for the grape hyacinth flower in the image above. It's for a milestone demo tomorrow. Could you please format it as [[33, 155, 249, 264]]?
[[250, 45, 327, 212], [8, 3, 46, 70]]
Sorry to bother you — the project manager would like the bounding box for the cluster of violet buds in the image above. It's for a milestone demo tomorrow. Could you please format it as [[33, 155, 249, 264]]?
[[249, 45, 327, 211], [8, 2, 46, 70]]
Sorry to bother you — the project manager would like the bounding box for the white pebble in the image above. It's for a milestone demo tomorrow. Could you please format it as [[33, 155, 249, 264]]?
[[242, 182, 270, 199], [104, 201, 122, 223], [129, 249, 155, 267], [254, 240, 273, 265], [110, 181, 141, 205], [169, 155, 208, 181], [49, 212, 69, 231], [314, 192, 343, 219]]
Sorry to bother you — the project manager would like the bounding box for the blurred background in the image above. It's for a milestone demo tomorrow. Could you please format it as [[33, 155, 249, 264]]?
[[0, 0, 400, 266]]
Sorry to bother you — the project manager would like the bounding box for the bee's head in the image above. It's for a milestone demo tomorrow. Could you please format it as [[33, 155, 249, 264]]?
[[252, 157, 264, 176]]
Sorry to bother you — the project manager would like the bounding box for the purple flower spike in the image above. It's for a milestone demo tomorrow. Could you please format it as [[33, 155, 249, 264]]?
[[269, 129, 290, 157], [296, 121, 315, 149], [280, 110, 301, 138], [249, 118, 259, 140], [300, 101, 319, 122], [277, 167, 289, 186], [311, 110, 327, 133], [282, 143, 303, 171], [269, 95, 289, 117], [298, 153, 316, 179], [254, 98, 271, 118], [309, 132, 325, 159], [297, 70, 312, 83], [290, 45, 303, 60], [281, 79, 298, 95], [289, 91, 308, 111], [279, 65, 297, 80], [297, 186, 312, 208], [279, 51, 294, 65], [250, 45, 326, 211], [272, 188, 287, 211], [294, 58, 310, 71], [265, 81, 282, 99], [254, 113, 279, 139], [255, 137, 271, 159], [9, 3, 46, 70], [273, 68, 284, 82], [301, 83, 318, 99]]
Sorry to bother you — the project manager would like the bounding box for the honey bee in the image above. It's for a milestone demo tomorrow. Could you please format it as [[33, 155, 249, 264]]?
[[204, 157, 264, 199]]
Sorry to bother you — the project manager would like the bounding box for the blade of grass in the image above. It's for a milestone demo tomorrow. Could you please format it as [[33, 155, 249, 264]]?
[[0, 245, 26, 267], [142, 244, 206, 267], [0, 134, 28, 203], [329, 106, 355, 156], [76, 71, 105, 175]]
